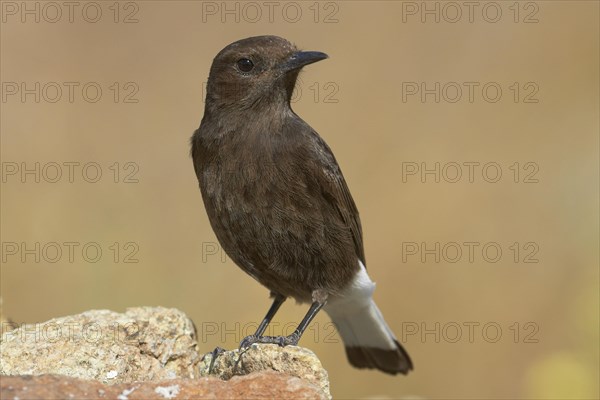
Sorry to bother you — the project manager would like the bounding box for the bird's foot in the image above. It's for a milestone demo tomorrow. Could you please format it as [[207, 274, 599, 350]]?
[[239, 332, 300, 350], [207, 346, 226, 374]]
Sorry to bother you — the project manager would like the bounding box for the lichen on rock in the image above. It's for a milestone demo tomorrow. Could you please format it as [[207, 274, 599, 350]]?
[[0, 307, 331, 399], [0, 307, 201, 383], [199, 344, 330, 398]]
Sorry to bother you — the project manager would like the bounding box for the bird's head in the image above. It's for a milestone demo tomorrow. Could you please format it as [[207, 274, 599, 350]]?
[[204, 36, 328, 112]]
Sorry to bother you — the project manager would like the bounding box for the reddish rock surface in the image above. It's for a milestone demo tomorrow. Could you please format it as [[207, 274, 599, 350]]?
[[0, 372, 328, 400]]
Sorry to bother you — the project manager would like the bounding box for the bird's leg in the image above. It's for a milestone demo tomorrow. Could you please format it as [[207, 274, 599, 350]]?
[[239, 299, 326, 349], [238, 292, 286, 349], [256, 293, 287, 337]]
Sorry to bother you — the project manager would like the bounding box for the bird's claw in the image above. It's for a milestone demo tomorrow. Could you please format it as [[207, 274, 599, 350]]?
[[207, 346, 226, 374]]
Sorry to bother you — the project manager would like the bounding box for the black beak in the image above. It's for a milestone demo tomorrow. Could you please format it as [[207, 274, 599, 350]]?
[[282, 51, 328, 72]]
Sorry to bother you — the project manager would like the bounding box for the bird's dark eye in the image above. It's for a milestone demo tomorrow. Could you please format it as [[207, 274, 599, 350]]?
[[237, 58, 254, 73]]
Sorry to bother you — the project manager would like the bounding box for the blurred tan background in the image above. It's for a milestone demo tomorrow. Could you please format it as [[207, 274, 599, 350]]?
[[1, 1, 598, 398]]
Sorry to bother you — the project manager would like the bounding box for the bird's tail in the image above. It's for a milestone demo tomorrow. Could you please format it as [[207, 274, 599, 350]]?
[[324, 293, 413, 375]]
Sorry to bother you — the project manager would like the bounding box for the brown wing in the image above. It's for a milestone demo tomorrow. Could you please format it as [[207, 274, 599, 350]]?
[[308, 129, 367, 266]]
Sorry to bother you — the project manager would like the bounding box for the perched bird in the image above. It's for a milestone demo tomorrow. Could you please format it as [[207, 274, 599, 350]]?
[[191, 35, 413, 375]]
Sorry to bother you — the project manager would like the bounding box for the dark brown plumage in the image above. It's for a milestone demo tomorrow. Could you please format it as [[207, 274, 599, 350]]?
[[191, 35, 412, 375]]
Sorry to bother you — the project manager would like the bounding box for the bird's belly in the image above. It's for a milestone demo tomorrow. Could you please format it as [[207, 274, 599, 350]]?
[[200, 164, 356, 300]]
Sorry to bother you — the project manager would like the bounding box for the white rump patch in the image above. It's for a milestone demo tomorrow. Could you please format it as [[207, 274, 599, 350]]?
[[323, 261, 397, 350]]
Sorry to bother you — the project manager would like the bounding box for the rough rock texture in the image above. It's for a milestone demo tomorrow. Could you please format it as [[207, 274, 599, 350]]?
[[199, 344, 330, 397], [0, 307, 331, 399], [0, 372, 328, 400], [0, 307, 200, 383]]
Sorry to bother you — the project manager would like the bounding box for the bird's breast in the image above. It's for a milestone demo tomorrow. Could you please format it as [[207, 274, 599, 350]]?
[[194, 121, 358, 299]]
